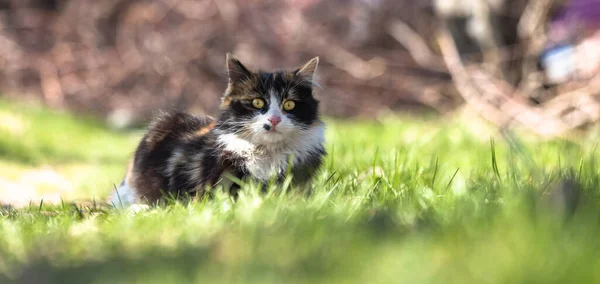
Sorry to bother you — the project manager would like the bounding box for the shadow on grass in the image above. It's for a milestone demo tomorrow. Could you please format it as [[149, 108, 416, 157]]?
[[3, 246, 215, 284], [1, 227, 375, 284]]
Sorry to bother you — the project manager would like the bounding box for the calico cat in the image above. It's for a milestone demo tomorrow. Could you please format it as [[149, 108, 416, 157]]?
[[111, 54, 326, 206]]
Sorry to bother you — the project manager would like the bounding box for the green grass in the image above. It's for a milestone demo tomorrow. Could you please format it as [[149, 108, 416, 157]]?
[[2, 99, 600, 283]]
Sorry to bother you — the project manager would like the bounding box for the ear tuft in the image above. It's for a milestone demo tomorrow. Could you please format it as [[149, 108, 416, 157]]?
[[226, 53, 251, 83], [295, 57, 319, 79]]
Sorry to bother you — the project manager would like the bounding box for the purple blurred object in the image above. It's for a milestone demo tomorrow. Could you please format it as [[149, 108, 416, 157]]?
[[542, 0, 600, 84], [560, 0, 600, 28]]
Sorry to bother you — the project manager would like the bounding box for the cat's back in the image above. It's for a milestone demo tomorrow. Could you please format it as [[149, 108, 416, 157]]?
[[141, 110, 215, 148], [128, 110, 216, 202], [134, 110, 216, 170]]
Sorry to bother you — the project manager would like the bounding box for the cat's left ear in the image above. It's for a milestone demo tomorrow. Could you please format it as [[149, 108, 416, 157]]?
[[294, 57, 319, 80], [226, 53, 251, 84]]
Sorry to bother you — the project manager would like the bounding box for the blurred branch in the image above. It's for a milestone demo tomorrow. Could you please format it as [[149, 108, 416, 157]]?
[[518, 0, 556, 95], [518, 0, 555, 40], [438, 30, 578, 139], [540, 75, 600, 128], [1, 0, 567, 123], [386, 19, 436, 68], [306, 25, 387, 80]]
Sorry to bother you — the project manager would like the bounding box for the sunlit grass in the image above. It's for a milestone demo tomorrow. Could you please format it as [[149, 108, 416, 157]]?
[[1, 99, 600, 283]]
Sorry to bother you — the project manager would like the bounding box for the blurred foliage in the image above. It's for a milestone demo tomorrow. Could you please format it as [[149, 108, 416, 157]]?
[[1, 0, 598, 136], [0, 0, 451, 126]]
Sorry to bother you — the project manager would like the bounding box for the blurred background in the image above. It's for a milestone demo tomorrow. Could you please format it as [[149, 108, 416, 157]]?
[[2, 2, 600, 282], [0, 0, 597, 134]]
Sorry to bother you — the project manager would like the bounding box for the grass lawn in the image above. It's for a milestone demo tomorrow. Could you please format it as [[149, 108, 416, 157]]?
[[1, 99, 600, 283]]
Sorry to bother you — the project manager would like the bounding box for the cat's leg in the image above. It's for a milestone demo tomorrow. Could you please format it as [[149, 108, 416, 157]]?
[[290, 155, 324, 197], [221, 169, 246, 199], [296, 181, 314, 197]]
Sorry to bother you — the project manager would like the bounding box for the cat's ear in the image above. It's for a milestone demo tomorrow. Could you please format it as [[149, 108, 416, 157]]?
[[226, 53, 251, 84], [294, 57, 319, 79]]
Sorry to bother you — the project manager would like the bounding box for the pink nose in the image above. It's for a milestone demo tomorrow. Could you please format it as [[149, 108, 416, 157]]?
[[268, 116, 281, 126]]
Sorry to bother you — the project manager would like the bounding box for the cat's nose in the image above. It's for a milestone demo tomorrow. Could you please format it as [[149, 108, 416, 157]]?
[[268, 116, 281, 126]]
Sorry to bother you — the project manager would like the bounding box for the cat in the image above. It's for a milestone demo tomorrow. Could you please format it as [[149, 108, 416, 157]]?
[[110, 54, 326, 207]]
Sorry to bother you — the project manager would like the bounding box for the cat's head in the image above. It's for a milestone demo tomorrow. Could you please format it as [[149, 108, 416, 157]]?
[[218, 53, 321, 145]]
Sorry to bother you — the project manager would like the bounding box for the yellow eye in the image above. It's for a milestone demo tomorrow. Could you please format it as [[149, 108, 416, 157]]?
[[283, 100, 295, 111], [252, 98, 265, 109]]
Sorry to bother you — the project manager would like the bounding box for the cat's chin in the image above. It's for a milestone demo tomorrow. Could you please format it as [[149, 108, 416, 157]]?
[[252, 130, 287, 145]]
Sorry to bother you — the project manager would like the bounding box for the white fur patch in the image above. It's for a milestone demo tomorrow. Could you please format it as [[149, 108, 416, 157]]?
[[217, 133, 256, 157], [128, 203, 150, 214], [111, 182, 138, 208], [216, 122, 326, 182]]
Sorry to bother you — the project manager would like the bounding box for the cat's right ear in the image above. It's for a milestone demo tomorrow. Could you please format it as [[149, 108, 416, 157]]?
[[226, 53, 251, 84]]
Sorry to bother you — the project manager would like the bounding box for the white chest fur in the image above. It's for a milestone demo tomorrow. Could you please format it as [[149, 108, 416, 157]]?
[[216, 123, 325, 181]]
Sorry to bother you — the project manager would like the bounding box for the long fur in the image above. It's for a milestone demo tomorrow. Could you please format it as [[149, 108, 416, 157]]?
[[110, 54, 326, 206]]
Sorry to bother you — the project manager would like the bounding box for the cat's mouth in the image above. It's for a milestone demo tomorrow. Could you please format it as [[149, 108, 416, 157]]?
[[262, 124, 282, 134], [256, 128, 286, 144], [264, 129, 281, 135]]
